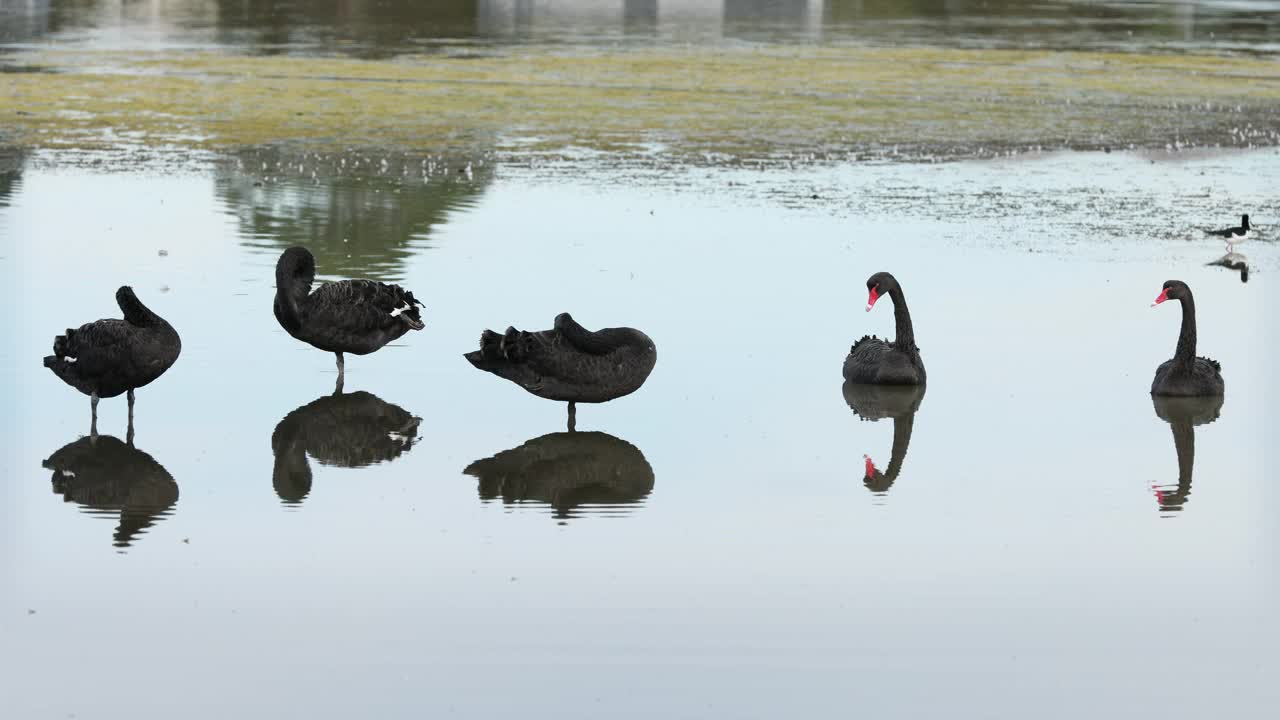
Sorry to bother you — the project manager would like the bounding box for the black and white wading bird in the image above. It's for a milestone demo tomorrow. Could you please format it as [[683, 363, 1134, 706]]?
[[274, 246, 424, 390], [464, 313, 656, 431], [1205, 214, 1250, 253], [43, 286, 181, 438]]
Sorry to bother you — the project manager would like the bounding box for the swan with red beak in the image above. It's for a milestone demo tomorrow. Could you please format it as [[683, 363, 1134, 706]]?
[[843, 271, 926, 386], [1149, 280, 1224, 397]]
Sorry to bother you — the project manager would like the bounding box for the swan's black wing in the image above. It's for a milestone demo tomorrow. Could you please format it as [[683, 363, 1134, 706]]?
[[842, 335, 890, 383], [554, 313, 637, 355], [304, 279, 424, 340], [465, 314, 656, 403], [1151, 357, 1224, 396], [1205, 224, 1245, 238], [43, 319, 138, 396]]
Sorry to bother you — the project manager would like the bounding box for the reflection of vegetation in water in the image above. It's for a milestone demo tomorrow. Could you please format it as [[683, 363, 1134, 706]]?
[[217, 147, 492, 281], [0, 148, 23, 206], [211, 0, 480, 57]]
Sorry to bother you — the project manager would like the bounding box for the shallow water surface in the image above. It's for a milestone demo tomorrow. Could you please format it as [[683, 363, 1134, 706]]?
[[1, 148, 1276, 717]]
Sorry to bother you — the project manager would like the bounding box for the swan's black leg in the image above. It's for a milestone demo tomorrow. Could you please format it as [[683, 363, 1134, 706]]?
[[335, 352, 345, 383], [567, 401, 576, 433], [126, 390, 136, 446], [90, 393, 99, 443]]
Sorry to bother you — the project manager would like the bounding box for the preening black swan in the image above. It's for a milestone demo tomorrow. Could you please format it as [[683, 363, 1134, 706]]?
[[843, 272, 925, 385], [843, 382, 925, 494], [270, 390, 421, 504], [464, 313, 656, 430], [1150, 280, 1224, 397], [274, 246, 424, 389], [43, 286, 181, 435], [1205, 214, 1249, 253], [1150, 395, 1223, 514], [43, 434, 179, 548], [463, 431, 654, 521]]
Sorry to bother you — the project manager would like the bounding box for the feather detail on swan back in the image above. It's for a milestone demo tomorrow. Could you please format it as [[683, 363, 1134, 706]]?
[[465, 313, 656, 404]]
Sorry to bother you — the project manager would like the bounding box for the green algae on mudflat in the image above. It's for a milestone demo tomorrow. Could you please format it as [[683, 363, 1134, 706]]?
[[3, 45, 1277, 159]]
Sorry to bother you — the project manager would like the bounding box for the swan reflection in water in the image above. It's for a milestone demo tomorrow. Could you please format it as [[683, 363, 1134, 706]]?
[[42, 434, 178, 549], [271, 391, 421, 504], [843, 382, 925, 495], [464, 431, 654, 521], [1207, 252, 1249, 283], [1150, 394, 1223, 515]]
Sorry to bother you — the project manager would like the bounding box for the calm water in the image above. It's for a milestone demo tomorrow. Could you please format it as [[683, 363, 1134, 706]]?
[[1, 147, 1276, 717], [2, 0, 1279, 717]]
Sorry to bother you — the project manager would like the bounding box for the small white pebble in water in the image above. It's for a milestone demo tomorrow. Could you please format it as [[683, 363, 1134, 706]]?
[[343, 237, 349, 243]]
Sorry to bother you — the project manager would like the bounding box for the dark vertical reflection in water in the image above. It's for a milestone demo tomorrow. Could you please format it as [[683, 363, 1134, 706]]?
[[270, 391, 422, 505], [624, 0, 659, 35], [217, 147, 493, 282], [464, 431, 654, 521], [0, 147, 24, 206], [843, 382, 925, 495], [41, 434, 179, 549], [1150, 394, 1223, 515]]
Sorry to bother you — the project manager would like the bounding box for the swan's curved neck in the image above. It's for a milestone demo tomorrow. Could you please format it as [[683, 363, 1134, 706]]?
[[885, 413, 916, 481], [888, 287, 917, 351], [1174, 294, 1197, 364], [118, 291, 160, 327], [275, 264, 312, 324]]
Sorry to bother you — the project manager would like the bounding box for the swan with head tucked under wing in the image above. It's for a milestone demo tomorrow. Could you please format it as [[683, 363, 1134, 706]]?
[[464, 313, 656, 430], [274, 246, 424, 389], [43, 286, 181, 437]]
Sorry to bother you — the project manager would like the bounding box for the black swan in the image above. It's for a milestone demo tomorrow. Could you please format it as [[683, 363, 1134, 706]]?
[[464, 313, 656, 430], [1150, 281, 1224, 397], [463, 431, 654, 521], [270, 390, 421, 504], [1205, 214, 1249, 253], [843, 272, 925, 385], [274, 246, 424, 389], [1150, 395, 1223, 514], [42, 434, 179, 548], [843, 382, 925, 494], [43, 286, 181, 436]]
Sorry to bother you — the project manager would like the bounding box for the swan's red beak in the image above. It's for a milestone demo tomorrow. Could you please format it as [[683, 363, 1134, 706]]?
[[866, 287, 880, 312], [1152, 288, 1169, 307], [863, 454, 876, 479]]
